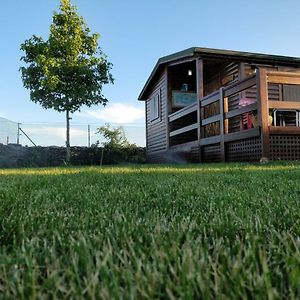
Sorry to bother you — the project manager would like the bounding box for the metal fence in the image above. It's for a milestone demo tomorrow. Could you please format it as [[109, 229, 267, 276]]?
[[17, 123, 145, 147], [0, 117, 19, 145]]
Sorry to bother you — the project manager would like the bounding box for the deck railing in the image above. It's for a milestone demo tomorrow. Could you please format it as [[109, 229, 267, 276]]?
[[168, 69, 300, 161], [200, 74, 257, 161], [259, 70, 300, 157]]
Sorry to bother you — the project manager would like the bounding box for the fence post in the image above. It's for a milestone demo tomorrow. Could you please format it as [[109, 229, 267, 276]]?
[[219, 87, 226, 162], [88, 125, 91, 147], [256, 68, 270, 159], [17, 123, 21, 145]]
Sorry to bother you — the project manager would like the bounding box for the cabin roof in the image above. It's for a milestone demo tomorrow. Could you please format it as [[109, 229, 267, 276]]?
[[138, 47, 300, 100]]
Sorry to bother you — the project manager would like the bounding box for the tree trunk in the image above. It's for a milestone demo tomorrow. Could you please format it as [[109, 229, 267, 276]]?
[[66, 110, 71, 164]]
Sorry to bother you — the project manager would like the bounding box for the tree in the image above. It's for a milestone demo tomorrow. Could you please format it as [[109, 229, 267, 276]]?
[[20, 0, 113, 163], [96, 124, 129, 148]]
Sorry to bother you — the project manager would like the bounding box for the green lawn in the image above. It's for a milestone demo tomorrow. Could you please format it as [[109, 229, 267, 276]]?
[[1, 163, 300, 299]]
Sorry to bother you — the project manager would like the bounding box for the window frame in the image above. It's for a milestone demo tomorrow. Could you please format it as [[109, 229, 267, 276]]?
[[149, 89, 161, 123]]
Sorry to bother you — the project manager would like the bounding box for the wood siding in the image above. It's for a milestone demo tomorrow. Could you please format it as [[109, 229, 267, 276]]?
[[244, 64, 300, 103], [204, 62, 239, 96], [146, 71, 168, 159]]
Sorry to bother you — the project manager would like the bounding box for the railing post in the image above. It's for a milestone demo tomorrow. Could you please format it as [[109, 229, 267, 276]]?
[[224, 96, 229, 135], [219, 87, 226, 162], [257, 68, 270, 159], [196, 58, 204, 162]]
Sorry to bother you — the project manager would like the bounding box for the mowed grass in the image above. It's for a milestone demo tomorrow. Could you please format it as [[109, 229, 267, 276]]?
[[1, 163, 300, 299]]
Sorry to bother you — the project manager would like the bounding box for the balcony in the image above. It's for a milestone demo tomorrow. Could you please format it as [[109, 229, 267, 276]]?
[[168, 69, 300, 161]]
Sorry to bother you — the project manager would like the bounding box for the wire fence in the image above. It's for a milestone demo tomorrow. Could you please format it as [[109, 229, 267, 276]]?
[[0, 120, 145, 147], [0, 117, 19, 145]]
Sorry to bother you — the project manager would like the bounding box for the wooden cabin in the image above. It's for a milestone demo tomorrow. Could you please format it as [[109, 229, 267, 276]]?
[[138, 47, 300, 163]]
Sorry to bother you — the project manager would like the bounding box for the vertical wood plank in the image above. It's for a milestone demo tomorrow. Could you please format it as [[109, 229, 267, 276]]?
[[224, 96, 229, 135], [196, 58, 204, 162], [219, 88, 225, 162], [257, 68, 270, 158], [238, 62, 246, 80]]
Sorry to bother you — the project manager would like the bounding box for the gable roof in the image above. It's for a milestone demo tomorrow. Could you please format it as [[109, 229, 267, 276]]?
[[138, 47, 300, 100]]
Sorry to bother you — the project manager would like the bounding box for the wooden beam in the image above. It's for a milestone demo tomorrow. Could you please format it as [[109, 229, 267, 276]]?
[[196, 59, 204, 99], [269, 126, 300, 135], [269, 100, 300, 110], [168, 57, 196, 67], [257, 68, 270, 158], [201, 115, 221, 126], [200, 91, 220, 107], [224, 75, 256, 97], [225, 103, 257, 119], [224, 127, 260, 143], [267, 70, 300, 85], [168, 103, 197, 122], [169, 140, 198, 151], [267, 70, 300, 78], [224, 97, 229, 135], [200, 135, 221, 146], [267, 76, 300, 85], [169, 123, 198, 137], [238, 62, 246, 80], [219, 88, 225, 162], [196, 58, 204, 162]]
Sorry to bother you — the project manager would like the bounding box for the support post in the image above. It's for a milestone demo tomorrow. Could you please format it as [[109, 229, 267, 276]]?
[[257, 68, 270, 158], [17, 123, 20, 145], [224, 97, 229, 135], [219, 88, 225, 162], [196, 58, 204, 162]]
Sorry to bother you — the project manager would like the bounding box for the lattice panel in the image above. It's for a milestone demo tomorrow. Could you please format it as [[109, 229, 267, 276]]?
[[190, 146, 200, 163], [202, 144, 221, 162], [270, 135, 300, 160], [226, 137, 262, 162]]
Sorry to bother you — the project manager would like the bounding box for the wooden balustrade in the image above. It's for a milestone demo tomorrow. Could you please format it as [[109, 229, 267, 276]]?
[[169, 69, 300, 161]]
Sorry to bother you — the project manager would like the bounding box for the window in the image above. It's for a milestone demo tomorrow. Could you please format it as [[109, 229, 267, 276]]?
[[282, 84, 300, 102], [149, 89, 161, 122]]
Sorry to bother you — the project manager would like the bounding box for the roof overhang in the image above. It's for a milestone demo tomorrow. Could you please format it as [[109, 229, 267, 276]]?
[[138, 47, 300, 100]]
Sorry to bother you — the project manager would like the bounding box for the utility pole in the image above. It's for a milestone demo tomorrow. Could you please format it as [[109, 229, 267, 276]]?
[[88, 124, 91, 147]]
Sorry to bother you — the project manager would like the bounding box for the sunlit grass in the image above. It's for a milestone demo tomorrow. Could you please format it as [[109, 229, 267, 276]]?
[[1, 162, 300, 298], [1, 161, 300, 176]]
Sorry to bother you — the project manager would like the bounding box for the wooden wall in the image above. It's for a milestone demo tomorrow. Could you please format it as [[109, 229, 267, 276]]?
[[244, 64, 300, 102], [204, 62, 239, 96], [146, 71, 168, 160]]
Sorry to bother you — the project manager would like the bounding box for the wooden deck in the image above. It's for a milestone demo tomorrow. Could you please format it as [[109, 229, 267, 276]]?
[[169, 69, 300, 162]]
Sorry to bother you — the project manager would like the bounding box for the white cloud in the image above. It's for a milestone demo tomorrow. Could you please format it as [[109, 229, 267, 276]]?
[[80, 102, 144, 124]]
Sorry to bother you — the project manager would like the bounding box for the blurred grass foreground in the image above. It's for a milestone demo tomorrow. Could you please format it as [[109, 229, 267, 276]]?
[[1, 162, 300, 298]]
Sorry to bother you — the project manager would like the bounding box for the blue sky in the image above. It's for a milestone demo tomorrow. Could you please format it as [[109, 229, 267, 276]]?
[[1, 0, 300, 146]]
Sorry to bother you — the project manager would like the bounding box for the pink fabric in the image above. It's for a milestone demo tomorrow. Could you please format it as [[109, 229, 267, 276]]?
[[239, 97, 256, 107]]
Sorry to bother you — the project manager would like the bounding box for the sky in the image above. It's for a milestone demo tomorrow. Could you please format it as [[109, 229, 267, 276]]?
[[1, 0, 300, 146]]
